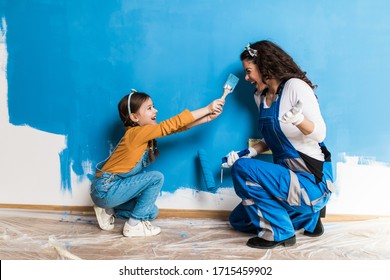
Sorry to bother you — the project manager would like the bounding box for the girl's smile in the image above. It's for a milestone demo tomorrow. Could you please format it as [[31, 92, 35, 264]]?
[[133, 97, 158, 126]]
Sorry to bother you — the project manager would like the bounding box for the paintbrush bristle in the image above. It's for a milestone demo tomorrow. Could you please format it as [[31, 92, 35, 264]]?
[[224, 74, 239, 92]]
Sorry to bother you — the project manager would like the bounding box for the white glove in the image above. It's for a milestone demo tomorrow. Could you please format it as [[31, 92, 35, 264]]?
[[280, 100, 304, 126], [225, 151, 240, 167], [223, 147, 258, 168], [246, 147, 258, 158]]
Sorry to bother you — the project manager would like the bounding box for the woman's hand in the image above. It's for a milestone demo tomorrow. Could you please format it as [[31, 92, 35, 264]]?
[[280, 100, 304, 125]]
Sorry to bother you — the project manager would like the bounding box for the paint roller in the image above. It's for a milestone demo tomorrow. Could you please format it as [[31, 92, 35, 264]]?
[[221, 73, 239, 101], [198, 149, 217, 193]]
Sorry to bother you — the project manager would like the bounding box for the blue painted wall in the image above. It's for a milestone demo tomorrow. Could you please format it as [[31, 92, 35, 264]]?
[[2, 0, 390, 194]]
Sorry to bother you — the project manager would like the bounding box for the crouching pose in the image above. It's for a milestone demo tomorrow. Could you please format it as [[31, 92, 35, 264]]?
[[91, 89, 224, 237], [226, 41, 333, 249]]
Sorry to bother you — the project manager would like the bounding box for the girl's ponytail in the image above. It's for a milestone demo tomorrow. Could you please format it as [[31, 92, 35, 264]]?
[[147, 139, 159, 162]]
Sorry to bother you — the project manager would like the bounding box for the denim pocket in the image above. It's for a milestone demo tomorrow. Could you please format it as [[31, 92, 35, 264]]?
[[92, 175, 116, 193], [101, 175, 118, 192]]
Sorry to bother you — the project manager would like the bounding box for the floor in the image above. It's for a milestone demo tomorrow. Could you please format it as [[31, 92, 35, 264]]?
[[1, 208, 390, 260]]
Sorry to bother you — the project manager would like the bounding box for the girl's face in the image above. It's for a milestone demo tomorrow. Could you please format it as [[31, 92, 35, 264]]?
[[134, 97, 158, 126], [242, 59, 267, 93]]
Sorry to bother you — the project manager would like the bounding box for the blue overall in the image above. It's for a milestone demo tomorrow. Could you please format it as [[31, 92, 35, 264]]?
[[229, 82, 334, 242], [90, 150, 164, 220]]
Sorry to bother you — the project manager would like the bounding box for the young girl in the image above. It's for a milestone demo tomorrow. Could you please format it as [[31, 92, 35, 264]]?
[[90, 89, 224, 237]]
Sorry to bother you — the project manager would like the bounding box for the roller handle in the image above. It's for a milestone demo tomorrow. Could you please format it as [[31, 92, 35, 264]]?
[[221, 149, 250, 164]]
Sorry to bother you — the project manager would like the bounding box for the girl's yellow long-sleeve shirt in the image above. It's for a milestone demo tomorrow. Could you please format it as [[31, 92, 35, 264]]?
[[98, 109, 195, 175]]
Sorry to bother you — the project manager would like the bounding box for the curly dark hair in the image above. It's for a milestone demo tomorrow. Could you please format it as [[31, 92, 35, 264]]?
[[240, 40, 317, 90]]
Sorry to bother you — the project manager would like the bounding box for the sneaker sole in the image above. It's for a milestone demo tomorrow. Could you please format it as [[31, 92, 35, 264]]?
[[246, 235, 296, 249], [123, 228, 162, 237], [94, 206, 115, 231]]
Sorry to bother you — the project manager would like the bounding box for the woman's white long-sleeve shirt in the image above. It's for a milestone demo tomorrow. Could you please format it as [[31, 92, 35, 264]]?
[[254, 78, 326, 161]]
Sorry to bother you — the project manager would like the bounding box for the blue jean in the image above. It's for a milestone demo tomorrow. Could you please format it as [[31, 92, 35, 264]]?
[[90, 151, 164, 220]]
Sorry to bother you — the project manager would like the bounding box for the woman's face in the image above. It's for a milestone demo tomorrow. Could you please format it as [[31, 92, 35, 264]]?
[[134, 97, 158, 126], [242, 59, 267, 93]]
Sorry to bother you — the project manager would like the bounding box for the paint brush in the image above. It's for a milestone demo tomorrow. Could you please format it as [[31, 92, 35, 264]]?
[[221, 73, 239, 101]]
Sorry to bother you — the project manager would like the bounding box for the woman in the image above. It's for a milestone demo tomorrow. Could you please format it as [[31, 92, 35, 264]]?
[[225, 40, 333, 249]]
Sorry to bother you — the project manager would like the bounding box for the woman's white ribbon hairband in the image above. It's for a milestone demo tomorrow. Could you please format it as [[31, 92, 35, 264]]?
[[127, 89, 137, 116], [245, 43, 257, 57]]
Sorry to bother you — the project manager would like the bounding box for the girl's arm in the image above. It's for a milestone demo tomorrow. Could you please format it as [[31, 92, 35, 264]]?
[[130, 99, 225, 142], [186, 99, 224, 129]]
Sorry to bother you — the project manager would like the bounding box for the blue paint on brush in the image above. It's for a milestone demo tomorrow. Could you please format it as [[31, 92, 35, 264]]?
[[224, 73, 239, 91], [221, 74, 239, 101]]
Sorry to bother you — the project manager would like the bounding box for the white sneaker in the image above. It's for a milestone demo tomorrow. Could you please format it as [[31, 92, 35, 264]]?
[[123, 221, 161, 237], [93, 205, 115, 231]]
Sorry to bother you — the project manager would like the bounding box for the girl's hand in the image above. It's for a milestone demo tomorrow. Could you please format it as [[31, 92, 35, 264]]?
[[209, 109, 222, 121], [207, 99, 225, 114]]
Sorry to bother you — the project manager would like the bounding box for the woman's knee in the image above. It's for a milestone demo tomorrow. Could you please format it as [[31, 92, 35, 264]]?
[[231, 159, 251, 192], [231, 158, 251, 177]]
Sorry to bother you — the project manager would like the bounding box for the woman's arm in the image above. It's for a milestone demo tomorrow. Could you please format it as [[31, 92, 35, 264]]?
[[280, 79, 326, 142], [295, 118, 315, 135], [252, 140, 269, 154]]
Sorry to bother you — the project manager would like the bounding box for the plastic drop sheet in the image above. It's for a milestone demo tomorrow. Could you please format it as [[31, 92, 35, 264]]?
[[0, 209, 389, 260]]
